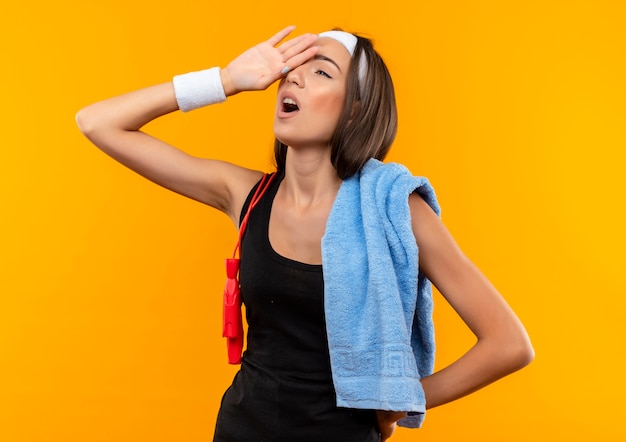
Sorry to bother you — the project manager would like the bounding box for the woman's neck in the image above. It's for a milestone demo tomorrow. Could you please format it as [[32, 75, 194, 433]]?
[[281, 146, 342, 209]]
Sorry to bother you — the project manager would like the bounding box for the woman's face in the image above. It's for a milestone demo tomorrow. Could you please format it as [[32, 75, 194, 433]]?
[[273, 37, 352, 150]]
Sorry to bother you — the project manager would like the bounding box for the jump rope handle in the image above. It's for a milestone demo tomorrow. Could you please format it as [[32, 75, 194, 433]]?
[[222, 173, 276, 364]]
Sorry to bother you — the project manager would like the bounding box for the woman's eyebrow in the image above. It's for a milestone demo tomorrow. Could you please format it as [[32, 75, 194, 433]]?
[[314, 54, 342, 72]]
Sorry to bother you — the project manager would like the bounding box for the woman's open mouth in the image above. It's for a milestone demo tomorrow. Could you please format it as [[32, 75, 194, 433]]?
[[282, 97, 299, 113]]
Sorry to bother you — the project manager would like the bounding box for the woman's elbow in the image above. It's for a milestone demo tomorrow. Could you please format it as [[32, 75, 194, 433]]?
[[75, 106, 96, 136], [503, 331, 535, 372]]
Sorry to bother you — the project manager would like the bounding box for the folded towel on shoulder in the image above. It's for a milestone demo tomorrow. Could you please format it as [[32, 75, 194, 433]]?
[[322, 159, 440, 428]]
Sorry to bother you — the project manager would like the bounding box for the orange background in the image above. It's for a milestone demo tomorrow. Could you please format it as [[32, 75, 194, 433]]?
[[1, 1, 625, 440]]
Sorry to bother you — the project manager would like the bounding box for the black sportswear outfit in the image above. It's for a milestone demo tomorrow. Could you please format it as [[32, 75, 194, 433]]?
[[213, 173, 379, 442]]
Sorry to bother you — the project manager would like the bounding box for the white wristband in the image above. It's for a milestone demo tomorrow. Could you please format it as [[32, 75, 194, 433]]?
[[173, 67, 226, 112]]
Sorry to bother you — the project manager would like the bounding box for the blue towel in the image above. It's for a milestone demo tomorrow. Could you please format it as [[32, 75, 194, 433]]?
[[321, 159, 440, 428]]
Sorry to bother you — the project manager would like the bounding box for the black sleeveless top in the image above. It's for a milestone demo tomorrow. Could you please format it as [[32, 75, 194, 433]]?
[[213, 173, 379, 442], [239, 172, 331, 376]]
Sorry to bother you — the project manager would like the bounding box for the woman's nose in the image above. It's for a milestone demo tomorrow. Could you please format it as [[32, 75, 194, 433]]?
[[285, 66, 303, 87]]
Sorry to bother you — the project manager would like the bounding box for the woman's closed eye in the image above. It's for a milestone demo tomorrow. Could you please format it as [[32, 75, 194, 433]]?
[[315, 69, 332, 78]]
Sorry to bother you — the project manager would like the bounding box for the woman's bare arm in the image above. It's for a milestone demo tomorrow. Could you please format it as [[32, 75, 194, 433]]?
[[75, 81, 261, 221], [75, 26, 319, 223], [410, 193, 534, 408], [377, 193, 534, 441]]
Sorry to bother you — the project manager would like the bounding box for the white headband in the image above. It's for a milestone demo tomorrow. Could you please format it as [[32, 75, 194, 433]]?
[[318, 30, 367, 96], [318, 30, 357, 56]]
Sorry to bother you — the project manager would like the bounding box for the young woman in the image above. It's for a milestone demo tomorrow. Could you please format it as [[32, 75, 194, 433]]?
[[76, 26, 534, 442]]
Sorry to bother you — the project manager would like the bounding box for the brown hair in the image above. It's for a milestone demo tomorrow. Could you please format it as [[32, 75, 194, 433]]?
[[273, 34, 398, 179]]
